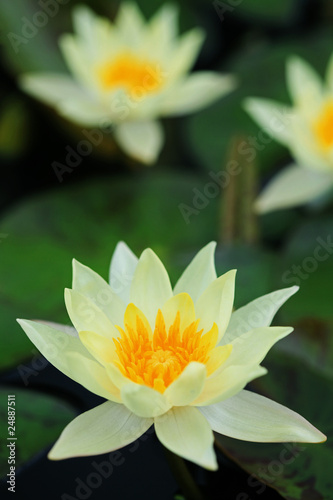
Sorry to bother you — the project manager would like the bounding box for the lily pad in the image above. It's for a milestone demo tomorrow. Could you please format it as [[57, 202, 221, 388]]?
[[0, 386, 76, 477], [216, 351, 332, 500], [0, 172, 217, 370]]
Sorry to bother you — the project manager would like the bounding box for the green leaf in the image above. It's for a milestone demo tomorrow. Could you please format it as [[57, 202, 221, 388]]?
[[0, 387, 76, 476], [216, 351, 332, 500], [0, 172, 217, 370]]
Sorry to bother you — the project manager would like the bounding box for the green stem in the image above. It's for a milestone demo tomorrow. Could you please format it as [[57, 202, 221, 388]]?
[[163, 447, 206, 500]]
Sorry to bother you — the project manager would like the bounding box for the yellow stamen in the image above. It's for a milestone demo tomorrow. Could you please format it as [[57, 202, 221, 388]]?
[[313, 101, 333, 149], [96, 52, 164, 96], [113, 306, 231, 393]]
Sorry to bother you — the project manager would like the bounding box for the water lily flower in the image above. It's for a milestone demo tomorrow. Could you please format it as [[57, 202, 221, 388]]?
[[19, 3, 235, 165], [17, 242, 326, 469], [244, 54, 333, 213]]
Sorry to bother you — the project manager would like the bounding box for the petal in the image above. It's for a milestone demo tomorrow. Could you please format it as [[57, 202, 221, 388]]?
[[173, 242, 217, 303], [169, 28, 205, 81], [193, 364, 267, 406], [164, 362, 206, 406], [160, 293, 196, 333], [65, 289, 119, 339], [200, 390, 327, 443], [255, 163, 333, 213], [121, 383, 171, 418], [130, 248, 173, 326], [19, 73, 88, 107], [115, 2, 145, 47], [149, 4, 178, 46], [65, 351, 121, 402], [154, 406, 217, 470], [286, 55, 323, 107], [224, 326, 293, 369], [36, 320, 78, 337], [243, 98, 292, 146], [72, 259, 126, 327], [109, 241, 138, 303], [57, 98, 109, 127], [114, 120, 164, 165], [59, 34, 95, 89], [16, 320, 118, 400], [224, 286, 299, 343], [195, 270, 236, 343], [48, 401, 153, 460], [161, 72, 236, 116]]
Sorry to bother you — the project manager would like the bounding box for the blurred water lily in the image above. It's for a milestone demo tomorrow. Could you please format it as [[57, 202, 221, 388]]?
[[19, 3, 235, 165], [244, 54, 333, 213], [17, 242, 326, 470]]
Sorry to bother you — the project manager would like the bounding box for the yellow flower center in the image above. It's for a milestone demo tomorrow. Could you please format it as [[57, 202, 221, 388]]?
[[96, 52, 164, 96], [313, 101, 333, 149], [113, 307, 231, 394]]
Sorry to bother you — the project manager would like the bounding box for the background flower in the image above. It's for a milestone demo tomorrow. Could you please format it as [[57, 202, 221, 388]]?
[[244, 54, 333, 213], [19, 3, 235, 165]]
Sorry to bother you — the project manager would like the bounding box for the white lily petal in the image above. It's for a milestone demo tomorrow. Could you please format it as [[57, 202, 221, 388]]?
[[196, 270, 236, 343], [286, 55, 323, 107], [255, 163, 333, 213], [72, 259, 126, 326], [164, 362, 206, 406], [170, 28, 205, 81], [121, 383, 171, 418], [116, 2, 145, 47], [200, 390, 327, 443], [154, 406, 217, 470], [48, 401, 153, 459], [65, 351, 121, 402], [161, 72, 236, 116], [130, 248, 173, 326], [109, 241, 138, 303], [114, 120, 164, 165], [149, 4, 178, 46], [57, 98, 109, 127], [224, 326, 293, 369], [244, 98, 292, 145], [59, 34, 95, 90], [224, 286, 299, 343], [36, 320, 78, 337], [19, 73, 88, 107], [194, 364, 267, 407], [173, 242, 217, 302], [16, 320, 118, 400], [64, 289, 119, 339]]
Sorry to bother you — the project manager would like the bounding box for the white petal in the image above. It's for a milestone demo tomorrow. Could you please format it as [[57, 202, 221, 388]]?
[[223, 326, 293, 369], [169, 28, 205, 81], [255, 163, 333, 213], [194, 364, 267, 406], [286, 56, 323, 107], [200, 390, 327, 443], [195, 270, 236, 343], [19, 73, 88, 107], [114, 120, 164, 165], [243, 98, 292, 145], [16, 320, 118, 400], [57, 99, 108, 127], [164, 362, 206, 406], [224, 286, 298, 343], [149, 4, 178, 46], [161, 72, 236, 116], [109, 241, 138, 303], [72, 259, 126, 327], [130, 248, 173, 326], [64, 289, 119, 339], [173, 242, 217, 302], [59, 34, 96, 89], [154, 406, 217, 470], [36, 320, 78, 337], [115, 2, 145, 47], [48, 401, 153, 459], [121, 383, 171, 418]]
